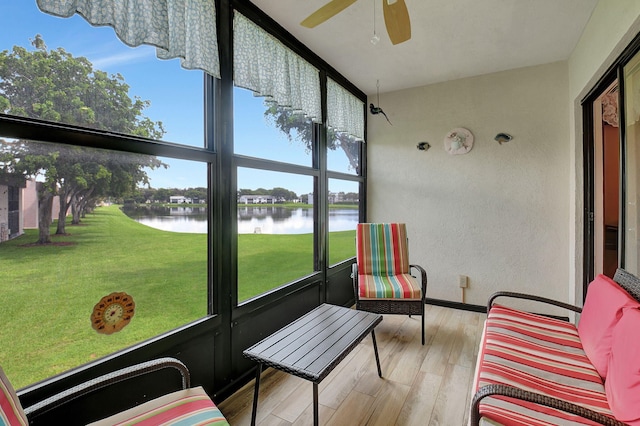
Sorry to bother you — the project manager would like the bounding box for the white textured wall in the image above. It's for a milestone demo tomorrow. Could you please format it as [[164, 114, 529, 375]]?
[[367, 62, 570, 308], [366, 0, 640, 310]]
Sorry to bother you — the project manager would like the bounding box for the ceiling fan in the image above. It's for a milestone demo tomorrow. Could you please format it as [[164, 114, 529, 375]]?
[[300, 0, 411, 45]]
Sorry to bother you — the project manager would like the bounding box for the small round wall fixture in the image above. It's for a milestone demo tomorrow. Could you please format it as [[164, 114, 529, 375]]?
[[91, 291, 135, 335], [444, 127, 474, 155]]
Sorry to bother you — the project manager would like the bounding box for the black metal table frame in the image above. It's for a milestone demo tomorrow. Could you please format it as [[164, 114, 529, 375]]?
[[244, 304, 383, 426]]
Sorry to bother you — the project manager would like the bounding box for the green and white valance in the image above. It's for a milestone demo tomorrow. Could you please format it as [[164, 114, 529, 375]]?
[[233, 13, 321, 122], [327, 78, 365, 141], [36, 0, 220, 78]]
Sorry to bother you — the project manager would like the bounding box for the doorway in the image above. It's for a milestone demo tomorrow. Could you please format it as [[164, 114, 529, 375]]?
[[592, 82, 620, 278], [584, 36, 640, 293]]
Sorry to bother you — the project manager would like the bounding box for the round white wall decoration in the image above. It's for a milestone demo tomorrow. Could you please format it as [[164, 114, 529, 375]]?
[[444, 128, 474, 155]]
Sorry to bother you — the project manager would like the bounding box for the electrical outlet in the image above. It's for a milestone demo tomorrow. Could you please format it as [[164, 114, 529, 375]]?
[[458, 274, 468, 288]]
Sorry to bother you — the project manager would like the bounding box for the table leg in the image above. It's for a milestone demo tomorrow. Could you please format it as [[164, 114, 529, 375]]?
[[313, 382, 319, 426], [371, 330, 382, 377], [250, 363, 263, 426]]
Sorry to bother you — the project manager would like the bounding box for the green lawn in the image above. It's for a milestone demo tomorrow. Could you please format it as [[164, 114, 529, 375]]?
[[0, 205, 355, 388]]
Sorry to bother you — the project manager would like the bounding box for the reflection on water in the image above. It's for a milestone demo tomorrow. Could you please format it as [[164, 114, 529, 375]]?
[[121, 205, 358, 234], [121, 205, 208, 233]]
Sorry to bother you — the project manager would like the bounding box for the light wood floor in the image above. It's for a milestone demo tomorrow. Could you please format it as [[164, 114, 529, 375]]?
[[218, 305, 486, 426]]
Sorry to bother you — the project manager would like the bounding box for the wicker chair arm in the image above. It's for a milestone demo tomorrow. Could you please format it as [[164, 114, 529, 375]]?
[[471, 384, 625, 426], [23, 357, 190, 419], [352, 263, 359, 302], [409, 264, 428, 295], [488, 291, 582, 314]]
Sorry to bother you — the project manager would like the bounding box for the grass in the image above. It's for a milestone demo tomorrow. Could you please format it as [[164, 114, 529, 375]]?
[[0, 205, 355, 389]]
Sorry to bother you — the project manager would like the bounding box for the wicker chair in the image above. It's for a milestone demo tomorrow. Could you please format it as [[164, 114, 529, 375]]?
[[8, 358, 229, 425], [352, 223, 428, 344]]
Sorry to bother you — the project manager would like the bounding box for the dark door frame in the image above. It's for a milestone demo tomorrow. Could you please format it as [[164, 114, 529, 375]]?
[[582, 31, 640, 300]]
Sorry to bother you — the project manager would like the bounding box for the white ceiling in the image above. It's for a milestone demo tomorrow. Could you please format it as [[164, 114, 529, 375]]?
[[249, 0, 598, 96]]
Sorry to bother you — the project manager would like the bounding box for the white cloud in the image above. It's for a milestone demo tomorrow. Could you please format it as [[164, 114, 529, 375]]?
[[89, 46, 155, 69]]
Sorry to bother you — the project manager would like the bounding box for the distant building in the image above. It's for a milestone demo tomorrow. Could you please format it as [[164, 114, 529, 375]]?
[[170, 195, 192, 204], [238, 194, 275, 204], [0, 177, 60, 243]]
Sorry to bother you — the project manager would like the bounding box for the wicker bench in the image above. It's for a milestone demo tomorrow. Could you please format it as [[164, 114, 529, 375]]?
[[470, 268, 640, 425], [1, 357, 229, 425]]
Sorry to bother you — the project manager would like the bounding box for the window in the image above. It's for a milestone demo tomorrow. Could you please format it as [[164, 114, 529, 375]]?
[[234, 87, 312, 165], [233, 12, 323, 302], [326, 78, 364, 175], [326, 78, 364, 265], [0, 2, 204, 147], [237, 167, 314, 301], [1, 2, 366, 399], [0, 141, 208, 388], [328, 179, 360, 265], [0, 4, 209, 389], [328, 131, 361, 175]]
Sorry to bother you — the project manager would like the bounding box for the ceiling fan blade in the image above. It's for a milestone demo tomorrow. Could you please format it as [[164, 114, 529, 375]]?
[[300, 0, 359, 28], [382, 0, 411, 45]]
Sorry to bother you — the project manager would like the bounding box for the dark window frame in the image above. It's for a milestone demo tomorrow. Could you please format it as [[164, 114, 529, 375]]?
[[2, 0, 367, 415]]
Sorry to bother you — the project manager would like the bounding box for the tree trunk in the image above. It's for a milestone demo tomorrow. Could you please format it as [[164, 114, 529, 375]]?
[[36, 183, 54, 244], [56, 187, 78, 234], [56, 189, 69, 235], [71, 194, 80, 224], [72, 187, 94, 224]]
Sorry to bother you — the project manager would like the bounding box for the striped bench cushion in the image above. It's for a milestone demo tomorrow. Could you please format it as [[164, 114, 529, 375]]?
[[474, 305, 614, 425], [358, 273, 422, 300], [88, 386, 228, 426]]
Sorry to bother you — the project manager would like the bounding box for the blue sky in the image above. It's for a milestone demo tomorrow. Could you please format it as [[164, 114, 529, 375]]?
[[1, 2, 354, 196]]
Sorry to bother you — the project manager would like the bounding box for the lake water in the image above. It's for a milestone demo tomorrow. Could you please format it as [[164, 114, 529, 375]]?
[[121, 205, 358, 234]]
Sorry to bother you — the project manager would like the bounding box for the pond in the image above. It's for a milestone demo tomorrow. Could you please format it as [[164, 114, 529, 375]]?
[[121, 205, 359, 234]]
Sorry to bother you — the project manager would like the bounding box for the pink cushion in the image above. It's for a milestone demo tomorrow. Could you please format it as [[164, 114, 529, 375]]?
[[577, 274, 640, 378], [0, 366, 27, 425], [605, 307, 640, 425]]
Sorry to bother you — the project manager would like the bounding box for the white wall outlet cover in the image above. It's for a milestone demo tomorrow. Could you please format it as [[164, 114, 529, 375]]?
[[458, 274, 469, 288], [444, 128, 474, 155]]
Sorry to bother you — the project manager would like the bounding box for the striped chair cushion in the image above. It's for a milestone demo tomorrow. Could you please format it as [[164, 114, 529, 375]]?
[[88, 386, 228, 426], [358, 273, 422, 300], [356, 223, 409, 276], [474, 305, 614, 425], [357, 223, 421, 299], [0, 366, 27, 426]]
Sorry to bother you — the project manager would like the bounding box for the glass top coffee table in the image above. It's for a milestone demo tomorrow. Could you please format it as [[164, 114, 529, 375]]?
[[243, 303, 383, 426]]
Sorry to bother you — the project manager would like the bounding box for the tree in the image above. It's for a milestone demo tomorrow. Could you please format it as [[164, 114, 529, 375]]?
[[343, 192, 359, 202], [264, 103, 361, 174], [271, 187, 297, 202], [0, 35, 166, 243], [154, 188, 173, 203], [184, 187, 207, 203]]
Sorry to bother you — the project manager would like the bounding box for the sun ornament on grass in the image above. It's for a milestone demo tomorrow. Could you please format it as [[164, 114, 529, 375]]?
[[91, 292, 135, 335]]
